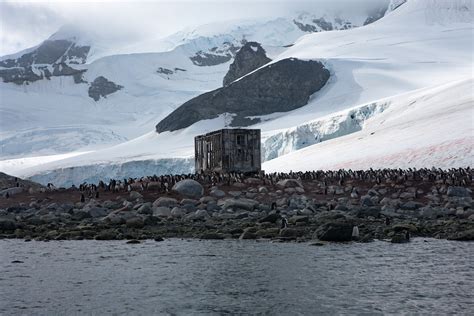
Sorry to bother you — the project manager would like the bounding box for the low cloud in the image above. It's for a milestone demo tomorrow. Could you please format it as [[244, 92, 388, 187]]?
[[0, 0, 387, 56]]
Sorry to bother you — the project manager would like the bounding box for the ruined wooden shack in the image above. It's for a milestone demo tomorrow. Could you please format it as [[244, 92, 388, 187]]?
[[195, 129, 261, 173]]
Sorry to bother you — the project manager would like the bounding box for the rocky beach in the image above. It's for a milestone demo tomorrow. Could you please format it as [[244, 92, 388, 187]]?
[[0, 169, 473, 243]]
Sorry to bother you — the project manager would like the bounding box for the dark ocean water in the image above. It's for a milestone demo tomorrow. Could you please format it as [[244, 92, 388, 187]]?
[[1, 238, 473, 315]]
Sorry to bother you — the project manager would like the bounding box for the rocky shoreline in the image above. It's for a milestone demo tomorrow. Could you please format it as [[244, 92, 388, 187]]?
[[1, 169, 473, 243]]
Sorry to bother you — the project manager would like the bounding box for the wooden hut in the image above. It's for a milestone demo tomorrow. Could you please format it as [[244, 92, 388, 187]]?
[[195, 129, 261, 173]]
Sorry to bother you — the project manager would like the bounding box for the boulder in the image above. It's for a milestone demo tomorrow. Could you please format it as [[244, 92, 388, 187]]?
[[399, 192, 415, 199], [447, 186, 471, 197], [153, 206, 171, 217], [244, 177, 262, 185], [392, 223, 418, 233], [239, 227, 257, 239], [199, 196, 215, 204], [360, 195, 375, 207], [222, 198, 258, 211], [102, 209, 134, 225], [391, 233, 410, 243], [129, 191, 143, 200], [86, 206, 108, 218], [126, 217, 145, 229], [0, 218, 16, 231], [447, 229, 474, 241], [314, 222, 353, 242], [194, 209, 209, 219], [153, 197, 178, 208], [258, 213, 281, 224], [277, 179, 303, 188], [401, 201, 423, 210], [171, 207, 185, 218], [210, 189, 226, 198], [181, 198, 199, 205], [172, 179, 204, 199], [289, 215, 310, 224], [256, 228, 280, 238], [279, 228, 304, 238], [357, 207, 381, 218], [137, 203, 152, 215]]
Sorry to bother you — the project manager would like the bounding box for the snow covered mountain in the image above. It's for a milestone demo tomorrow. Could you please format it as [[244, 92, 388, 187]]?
[[1, 0, 472, 186], [0, 3, 389, 159]]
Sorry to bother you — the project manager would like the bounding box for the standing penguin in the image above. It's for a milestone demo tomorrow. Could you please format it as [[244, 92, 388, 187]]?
[[352, 226, 359, 241]]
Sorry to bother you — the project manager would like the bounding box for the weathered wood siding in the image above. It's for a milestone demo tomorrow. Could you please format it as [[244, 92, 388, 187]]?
[[195, 129, 261, 173]]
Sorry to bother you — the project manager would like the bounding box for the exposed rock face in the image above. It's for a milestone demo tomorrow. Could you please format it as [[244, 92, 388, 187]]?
[[0, 39, 89, 85], [293, 7, 391, 34], [88, 76, 123, 101], [156, 58, 330, 132], [293, 16, 354, 33], [314, 222, 353, 242], [223, 42, 271, 86], [189, 41, 240, 66], [313, 17, 334, 31], [293, 20, 318, 32], [364, 6, 389, 25]]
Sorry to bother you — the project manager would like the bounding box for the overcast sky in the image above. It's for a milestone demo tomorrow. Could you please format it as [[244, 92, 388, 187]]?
[[0, 0, 386, 56]]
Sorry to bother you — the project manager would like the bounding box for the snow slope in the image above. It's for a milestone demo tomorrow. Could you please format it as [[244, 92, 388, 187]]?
[[1, 0, 473, 185], [263, 78, 473, 172]]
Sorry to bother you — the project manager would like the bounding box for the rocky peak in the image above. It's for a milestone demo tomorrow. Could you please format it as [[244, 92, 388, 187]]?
[[0, 39, 90, 85], [189, 41, 240, 66], [222, 41, 271, 86], [156, 58, 330, 133]]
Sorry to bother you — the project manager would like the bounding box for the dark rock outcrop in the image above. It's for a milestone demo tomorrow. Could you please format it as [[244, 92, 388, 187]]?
[[223, 42, 271, 86], [88, 76, 123, 101], [293, 7, 390, 34], [364, 6, 389, 25], [155, 58, 330, 132], [314, 222, 353, 241], [313, 17, 333, 31], [293, 20, 318, 32], [157, 67, 173, 75], [189, 41, 240, 66], [0, 39, 89, 85], [156, 67, 187, 79]]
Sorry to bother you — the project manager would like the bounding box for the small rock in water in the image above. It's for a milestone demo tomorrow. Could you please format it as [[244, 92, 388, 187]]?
[[154, 236, 164, 242], [126, 239, 141, 244], [309, 242, 326, 246], [200, 232, 225, 240], [11, 260, 24, 263], [391, 233, 410, 243]]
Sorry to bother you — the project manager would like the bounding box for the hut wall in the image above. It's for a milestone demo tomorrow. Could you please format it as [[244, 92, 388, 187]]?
[[195, 129, 261, 173]]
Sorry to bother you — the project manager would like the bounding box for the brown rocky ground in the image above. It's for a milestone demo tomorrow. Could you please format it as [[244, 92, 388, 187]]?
[[0, 173, 473, 243]]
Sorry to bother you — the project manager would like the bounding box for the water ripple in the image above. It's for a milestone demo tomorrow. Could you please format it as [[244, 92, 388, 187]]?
[[0, 239, 473, 315]]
